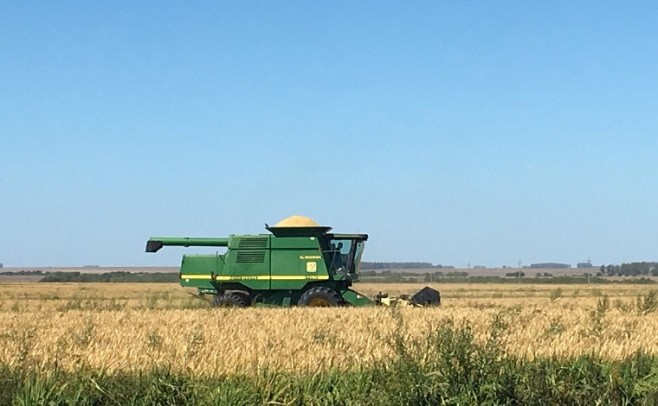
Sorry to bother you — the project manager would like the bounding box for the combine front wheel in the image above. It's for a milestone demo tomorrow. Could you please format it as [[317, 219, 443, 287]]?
[[298, 286, 342, 307], [213, 293, 247, 307]]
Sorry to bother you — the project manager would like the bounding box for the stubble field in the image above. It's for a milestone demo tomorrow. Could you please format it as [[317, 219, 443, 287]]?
[[1, 282, 657, 373], [1, 281, 658, 404]]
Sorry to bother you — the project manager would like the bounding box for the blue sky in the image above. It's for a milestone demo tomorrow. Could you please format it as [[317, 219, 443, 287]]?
[[1, 2, 657, 267]]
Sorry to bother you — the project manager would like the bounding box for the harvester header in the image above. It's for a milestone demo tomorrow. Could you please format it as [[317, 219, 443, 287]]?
[[145, 215, 439, 307]]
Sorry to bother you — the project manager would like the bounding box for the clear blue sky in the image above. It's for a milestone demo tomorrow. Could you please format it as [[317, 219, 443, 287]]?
[[1, 2, 657, 267]]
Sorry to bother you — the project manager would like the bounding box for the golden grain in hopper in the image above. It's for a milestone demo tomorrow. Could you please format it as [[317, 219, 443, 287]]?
[[274, 215, 321, 227]]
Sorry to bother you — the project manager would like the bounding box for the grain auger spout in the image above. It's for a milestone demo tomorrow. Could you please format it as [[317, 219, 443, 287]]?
[[146, 237, 230, 253], [145, 215, 440, 307]]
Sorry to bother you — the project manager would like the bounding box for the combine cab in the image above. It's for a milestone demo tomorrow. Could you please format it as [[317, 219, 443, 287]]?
[[146, 215, 440, 307]]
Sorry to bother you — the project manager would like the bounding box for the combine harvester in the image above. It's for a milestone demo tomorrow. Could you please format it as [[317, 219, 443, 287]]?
[[146, 215, 440, 307]]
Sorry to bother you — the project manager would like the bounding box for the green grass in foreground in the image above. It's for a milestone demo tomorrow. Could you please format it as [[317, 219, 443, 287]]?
[[3, 313, 658, 405]]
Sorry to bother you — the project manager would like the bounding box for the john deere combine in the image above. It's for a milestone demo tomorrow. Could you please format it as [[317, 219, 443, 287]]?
[[146, 215, 440, 307]]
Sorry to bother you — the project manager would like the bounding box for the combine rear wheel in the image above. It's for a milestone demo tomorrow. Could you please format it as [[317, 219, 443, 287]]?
[[213, 293, 247, 307], [298, 286, 342, 307]]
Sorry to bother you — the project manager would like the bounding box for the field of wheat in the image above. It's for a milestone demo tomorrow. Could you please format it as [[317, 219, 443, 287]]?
[[1, 282, 657, 379]]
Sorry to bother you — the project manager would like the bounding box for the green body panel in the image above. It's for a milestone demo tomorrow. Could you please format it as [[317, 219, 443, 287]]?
[[227, 235, 270, 249], [269, 236, 319, 249], [179, 255, 222, 291], [341, 289, 375, 306], [270, 236, 329, 290], [222, 235, 271, 291], [147, 226, 370, 306]]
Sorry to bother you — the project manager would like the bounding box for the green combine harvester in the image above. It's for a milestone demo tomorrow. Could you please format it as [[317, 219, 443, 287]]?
[[146, 215, 440, 307]]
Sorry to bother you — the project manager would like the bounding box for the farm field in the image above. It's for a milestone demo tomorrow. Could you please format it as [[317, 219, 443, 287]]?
[[1, 282, 658, 403], [0, 265, 611, 278]]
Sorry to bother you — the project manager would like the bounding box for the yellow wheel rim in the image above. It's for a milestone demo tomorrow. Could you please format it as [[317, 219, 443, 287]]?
[[308, 297, 332, 307]]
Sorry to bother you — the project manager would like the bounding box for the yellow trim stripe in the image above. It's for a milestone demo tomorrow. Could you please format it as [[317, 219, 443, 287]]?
[[180, 274, 329, 281], [270, 275, 328, 280]]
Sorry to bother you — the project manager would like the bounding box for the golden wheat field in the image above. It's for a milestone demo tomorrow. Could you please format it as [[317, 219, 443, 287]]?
[[0, 282, 657, 377]]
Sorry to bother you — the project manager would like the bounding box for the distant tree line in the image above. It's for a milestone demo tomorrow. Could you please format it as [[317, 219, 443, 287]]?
[[360, 270, 468, 278], [38, 271, 178, 283], [359, 271, 655, 285], [0, 270, 46, 275], [599, 262, 658, 277], [525, 263, 571, 269], [361, 262, 452, 270]]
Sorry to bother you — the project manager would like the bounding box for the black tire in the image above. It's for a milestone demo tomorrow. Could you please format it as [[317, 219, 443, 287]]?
[[298, 286, 343, 307], [230, 290, 251, 306], [213, 292, 247, 308]]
